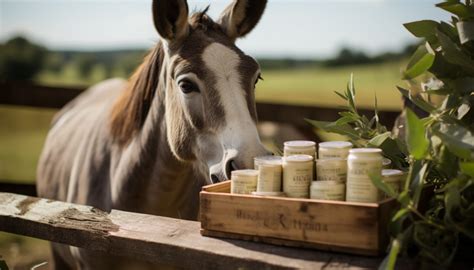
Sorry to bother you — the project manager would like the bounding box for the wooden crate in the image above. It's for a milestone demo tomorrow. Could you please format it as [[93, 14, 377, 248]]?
[[200, 181, 398, 256]]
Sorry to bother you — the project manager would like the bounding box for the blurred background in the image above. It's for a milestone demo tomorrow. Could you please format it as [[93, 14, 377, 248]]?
[[0, 0, 449, 268]]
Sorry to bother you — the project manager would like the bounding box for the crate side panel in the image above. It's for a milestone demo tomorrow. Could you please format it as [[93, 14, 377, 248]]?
[[201, 193, 380, 251]]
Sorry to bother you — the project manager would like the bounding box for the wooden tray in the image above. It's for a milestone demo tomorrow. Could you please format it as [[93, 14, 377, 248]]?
[[200, 181, 398, 256]]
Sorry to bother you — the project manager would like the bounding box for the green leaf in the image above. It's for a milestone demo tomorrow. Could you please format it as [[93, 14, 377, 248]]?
[[346, 74, 358, 114], [403, 44, 435, 79], [437, 28, 474, 74], [422, 78, 451, 95], [306, 119, 360, 140], [334, 90, 347, 101], [389, 208, 411, 237], [379, 237, 401, 270], [405, 108, 429, 159], [334, 116, 355, 125], [433, 123, 474, 159], [370, 173, 397, 198], [411, 162, 428, 207], [436, 2, 472, 19], [460, 162, 474, 177], [457, 103, 470, 120], [368, 132, 391, 147], [392, 208, 410, 223], [404, 20, 439, 38], [397, 190, 411, 208], [457, 21, 474, 44], [398, 86, 436, 113]]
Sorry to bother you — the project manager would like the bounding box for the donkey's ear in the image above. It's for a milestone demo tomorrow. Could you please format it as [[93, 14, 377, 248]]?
[[218, 0, 267, 41], [152, 0, 189, 43]]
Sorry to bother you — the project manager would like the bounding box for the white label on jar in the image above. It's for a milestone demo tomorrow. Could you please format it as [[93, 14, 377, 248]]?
[[348, 160, 382, 178], [316, 159, 347, 181], [257, 165, 282, 192], [346, 160, 382, 203], [283, 162, 312, 198], [231, 175, 257, 194], [310, 182, 345, 201], [319, 153, 345, 159]]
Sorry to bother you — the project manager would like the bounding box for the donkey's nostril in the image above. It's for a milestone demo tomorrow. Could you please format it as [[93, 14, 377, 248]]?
[[225, 159, 239, 179], [230, 160, 239, 171], [210, 174, 220, 184]]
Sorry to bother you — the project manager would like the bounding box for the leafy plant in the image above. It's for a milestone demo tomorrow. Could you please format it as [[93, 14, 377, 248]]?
[[308, 1, 474, 268], [307, 74, 409, 170]]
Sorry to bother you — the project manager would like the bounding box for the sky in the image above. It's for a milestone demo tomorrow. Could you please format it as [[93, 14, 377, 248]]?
[[0, 0, 451, 58]]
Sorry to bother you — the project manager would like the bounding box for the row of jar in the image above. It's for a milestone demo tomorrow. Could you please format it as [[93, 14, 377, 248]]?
[[230, 140, 405, 203]]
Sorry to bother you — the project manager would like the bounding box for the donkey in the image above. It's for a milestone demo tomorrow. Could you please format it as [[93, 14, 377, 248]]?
[[36, 0, 269, 268]]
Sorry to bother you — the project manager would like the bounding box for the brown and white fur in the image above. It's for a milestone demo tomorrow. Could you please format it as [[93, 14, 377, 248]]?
[[36, 0, 268, 268]]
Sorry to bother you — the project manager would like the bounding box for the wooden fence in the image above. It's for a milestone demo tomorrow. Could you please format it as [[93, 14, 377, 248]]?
[[0, 81, 400, 141], [0, 81, 402, 269]]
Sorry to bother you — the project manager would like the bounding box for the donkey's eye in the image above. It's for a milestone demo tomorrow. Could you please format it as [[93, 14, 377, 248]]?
[[255, 74, 263, 86], [178, 79, 200, 94]]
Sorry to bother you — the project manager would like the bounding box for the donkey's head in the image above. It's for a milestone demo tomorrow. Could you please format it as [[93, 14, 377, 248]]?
[[154, 0, 270, 182]]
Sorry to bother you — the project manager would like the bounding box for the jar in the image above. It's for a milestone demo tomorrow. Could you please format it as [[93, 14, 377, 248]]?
[[379, 169, 405, 200], [318, 141, 353, 159], [346, 148, 383, 203], [231, 169, 258, 194], [254, 155, 282, 170], [282, 155, 314, 198], [257, 162, 282, 192], [283, 141, 316, 159], [310, 181, 345, 201], [315, 158, 347, 182]]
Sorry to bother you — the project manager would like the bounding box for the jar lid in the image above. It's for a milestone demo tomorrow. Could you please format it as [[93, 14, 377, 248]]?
[[231, 169, 258, 177], [283, 140, 316, 148], [319, 141, 353, 149], [284, 154, 314, 162], [311, 180, 345, 187], [349, 148, 382, 155], [382, 158, 392, 166], [254, 155, 283, 165], [251, 191, 286, 197], [382, 169, 404, 176]]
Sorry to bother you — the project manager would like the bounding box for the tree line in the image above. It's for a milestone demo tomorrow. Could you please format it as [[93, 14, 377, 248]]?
[[0, 36, 416, 81]]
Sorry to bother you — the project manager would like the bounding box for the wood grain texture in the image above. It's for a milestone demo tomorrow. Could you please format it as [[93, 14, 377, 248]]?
[[200, 181, 398, 256], [0, 192, 394, 269]]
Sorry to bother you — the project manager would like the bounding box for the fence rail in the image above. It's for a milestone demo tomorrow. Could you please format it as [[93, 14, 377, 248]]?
[[0, 81, 400, 132]]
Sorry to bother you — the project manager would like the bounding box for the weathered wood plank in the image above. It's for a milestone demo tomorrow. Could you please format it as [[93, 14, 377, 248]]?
[[0, 192, 390, 269]]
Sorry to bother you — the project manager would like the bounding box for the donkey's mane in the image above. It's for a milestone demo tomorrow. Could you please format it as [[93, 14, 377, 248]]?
[[109, 8, 222, 146], [109, 43, 164, 145]]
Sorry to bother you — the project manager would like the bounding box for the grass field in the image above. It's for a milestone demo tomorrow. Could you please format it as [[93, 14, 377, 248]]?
[[257, 60, 405, 110]]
